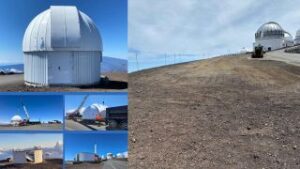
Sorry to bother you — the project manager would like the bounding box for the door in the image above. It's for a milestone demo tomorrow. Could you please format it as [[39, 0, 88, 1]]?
[[48, 52, 73, 84]]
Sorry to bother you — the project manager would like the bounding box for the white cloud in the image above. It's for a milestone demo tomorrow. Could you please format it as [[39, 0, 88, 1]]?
[[129, 0, 300, 56]]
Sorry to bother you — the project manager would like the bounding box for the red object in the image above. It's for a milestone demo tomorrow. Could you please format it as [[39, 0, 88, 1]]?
[[96, 115, 104, 121]]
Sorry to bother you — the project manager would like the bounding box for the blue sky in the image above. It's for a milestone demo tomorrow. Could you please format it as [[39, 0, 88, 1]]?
[[129, 0, 300, 70], [65, 132, 128, 161], [0, 95, 63, 123], [0, 133, 62, 150], [65, 93, 128, 113], [0, 0, 127, 64]]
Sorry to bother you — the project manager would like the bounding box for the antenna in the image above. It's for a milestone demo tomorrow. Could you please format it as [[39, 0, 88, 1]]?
[[135, 52, 139, 71]]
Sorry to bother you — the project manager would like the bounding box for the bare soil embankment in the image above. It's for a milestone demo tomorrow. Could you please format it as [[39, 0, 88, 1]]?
[[129, 54, 300, 169]]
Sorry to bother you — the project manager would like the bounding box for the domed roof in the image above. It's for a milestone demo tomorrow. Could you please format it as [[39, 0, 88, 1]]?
[[11, 115, 22, 121], [82, 103, 107, 118], [23, 6, 102, 52], [88, 104, 107, 113], [255, 21, 285, 39]]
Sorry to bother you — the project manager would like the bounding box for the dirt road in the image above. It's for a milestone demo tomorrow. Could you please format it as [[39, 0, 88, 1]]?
[[0, 124, 62, 131], [65, 120, 91, 131], [0, 73, 127, 92], [129, 54, 300, 169], [1, 159, 62, 169], [65, 160, 127, 169], [264, 48, 300, 67], [65, 120, 106, 131]]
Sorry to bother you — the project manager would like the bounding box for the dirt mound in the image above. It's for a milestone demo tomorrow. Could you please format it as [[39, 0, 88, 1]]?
[[129, 54, 300, 169]]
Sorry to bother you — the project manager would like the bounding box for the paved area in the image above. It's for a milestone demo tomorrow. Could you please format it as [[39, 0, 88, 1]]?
[[65, 160, 127, 169], [0, 124, 62, 131], [102, 160, 127, 169], [65, 120, 91, 131], [65, 120, 106, 131], [264, 49, 300, 67], [0, 73, 127, 92]]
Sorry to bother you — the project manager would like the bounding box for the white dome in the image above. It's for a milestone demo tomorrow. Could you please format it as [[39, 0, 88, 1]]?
[[82, 104, 107, 120], [294, 29, 300, 44], [296, 29, 300, 39], [11, 115, 22, 121], [23, 6, 102, 52], [255, 21, 285, 39]]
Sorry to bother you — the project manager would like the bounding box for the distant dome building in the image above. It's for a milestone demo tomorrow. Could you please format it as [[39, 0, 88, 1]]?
[[294, 29, 300, 45], [23, 6, 102, 87], [254, 21, 293, 51], [11, 115, 22, 125]]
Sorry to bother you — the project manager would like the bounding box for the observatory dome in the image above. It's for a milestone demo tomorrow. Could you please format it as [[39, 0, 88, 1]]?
[[23, 6, 102, 87], [294, 29, 300, 45], [23, 6, 102, 51], [255, 22, 284, 40], [82, 104, 108, 120], [254, 21, 293, 51], [11, 115, 22, 121]]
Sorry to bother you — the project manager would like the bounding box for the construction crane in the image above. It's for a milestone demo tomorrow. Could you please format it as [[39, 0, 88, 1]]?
[[20, 97, 41, 125], [75, 95, 89, 115], [68, 95, 89, 120], [21, 99, 30, 122]]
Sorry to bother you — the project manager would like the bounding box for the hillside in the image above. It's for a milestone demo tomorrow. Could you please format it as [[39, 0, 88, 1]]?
[[129, 54, 300, 169]]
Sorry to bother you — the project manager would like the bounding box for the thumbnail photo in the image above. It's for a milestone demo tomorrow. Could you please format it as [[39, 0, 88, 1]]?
[[0, 94, 63, 131], [0, 0, 127, 92], [0, 133, 63, 169], [65, 93, 128, 131], [65, 132, 128, 169]]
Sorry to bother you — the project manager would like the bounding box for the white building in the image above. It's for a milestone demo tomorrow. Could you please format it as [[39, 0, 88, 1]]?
[[10, 115, 23, 126], [23, 6, 102, 87], [81, 104, 107, 120], [75, 152, 99, 162], [254, 21, 293, 51], [294, 29, 300, 45], [13, 149, 43, 164], [107, 153, 113, 160]]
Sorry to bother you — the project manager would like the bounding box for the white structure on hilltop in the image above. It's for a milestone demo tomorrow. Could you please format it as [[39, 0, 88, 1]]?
[[23, 6, 102, 87], [44, 141, 63, 159], [294, 29, 300, 45], [254, 21, 293, 51], [81, 104, 107, 120], [10, 115, 23, 126]]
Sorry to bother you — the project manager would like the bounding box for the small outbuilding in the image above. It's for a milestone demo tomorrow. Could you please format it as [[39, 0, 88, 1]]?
[[13, 149, 43, 164], [23, 6, 102, 87]]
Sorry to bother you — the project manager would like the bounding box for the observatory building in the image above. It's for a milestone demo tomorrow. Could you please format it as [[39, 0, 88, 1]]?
[[294, 29, 300, 45], [11, 115, 23, 126], [23, 6, 102, 87], [254, 21, 293, 51]]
